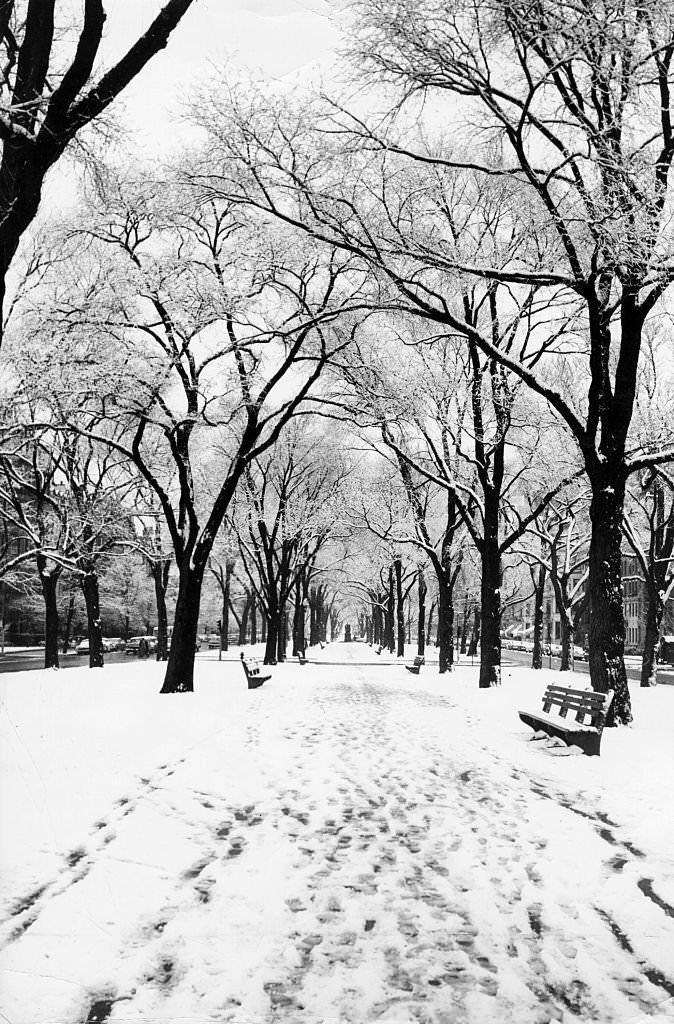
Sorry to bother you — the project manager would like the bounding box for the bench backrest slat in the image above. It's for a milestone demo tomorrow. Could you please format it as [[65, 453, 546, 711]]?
[[541, 685, 612, 725], [544, 686, 607, 702]]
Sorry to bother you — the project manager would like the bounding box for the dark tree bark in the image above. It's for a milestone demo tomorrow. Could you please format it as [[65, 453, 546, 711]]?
[[62, 588, 76, 653], [437, 575, 455, 674], [371, 594, 383, 646], [468, 605, 480, 658], [427, 600, 436, 650], [221, 561, 234, 655], [394, 557, 405, 657], [276, 608, 288, 662], [0, 0, 197, 341], [250, 594, 258, 643], [551, 574, 575, 673], [238, 591, 251, 645], [292, 575, 306, 655], [531, 564, 547, 670], [587, 471, 631, 725], [263, 600, 279, 664], [417, 568, 426, 657], [81, 568, 104, 669], [624, 472, 674, 688], [386, 565, 395, 652], [160, 564, 204, 692], [151, 558, 170, 661], [479, 503, 501, 688], [40, 569, 60, 669], [460, 593, 470, 655], [640, 588, 662, 689]]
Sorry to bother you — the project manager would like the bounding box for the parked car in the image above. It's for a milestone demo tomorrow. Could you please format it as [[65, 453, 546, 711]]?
[[659, 636, 674, 665], [125, 635, 157, 656], [102, 637, 124, 652], [76, 638, 90, 654]]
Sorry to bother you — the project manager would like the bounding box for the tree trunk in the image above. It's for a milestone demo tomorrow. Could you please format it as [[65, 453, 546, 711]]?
[[467, 605, 480, 657], [41, 572, 60, 669], [153, 561, 170, 662], [550, 574, 573, 672], [160, 564, 204, 693], [531, 565, 546, 670], [372, 601, 382, 646], [587, 473, 632, 724], [417, 568, 426, 657], [264, 608, 278, 664], [437, 574, 454, 674], [427, 600, 436, 650], [559, 613, 573, 672], [293, 578, 306, 655], [239, 591, 251, 646], [460, 594, 469, 654], [394, 557, 405, 657], [81, 570, 104, 669], [479, 520, 501, 687], [640, 586, 662, 688], [62, 589, 75, 653], [220, 561, 233, 656], [386, 565, 395, 652], [277, 608, 288, 662]]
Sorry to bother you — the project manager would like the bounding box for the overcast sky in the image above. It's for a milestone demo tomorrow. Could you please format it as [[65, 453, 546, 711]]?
[[100, 0, 346, 150]]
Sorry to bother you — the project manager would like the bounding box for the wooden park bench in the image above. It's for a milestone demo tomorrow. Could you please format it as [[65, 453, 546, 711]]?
[[296, 649, 307, 666], [519, 684, 614, 756], [406, 655, 425, 675], [240, 652, 271, 690]]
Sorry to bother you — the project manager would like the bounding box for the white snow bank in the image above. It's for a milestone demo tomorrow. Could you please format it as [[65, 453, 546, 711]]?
[[1, 649, 672, 1024]]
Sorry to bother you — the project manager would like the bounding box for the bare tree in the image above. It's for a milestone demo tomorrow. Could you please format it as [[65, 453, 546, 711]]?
[[200, 3, 674, 722], [35, 179, 361, 691], [234, 430, 348, 664], [0, 0, 197, 339], [517, 490, 590, 672], [0, 422, 72, 666], [623, 470, 674, 687]]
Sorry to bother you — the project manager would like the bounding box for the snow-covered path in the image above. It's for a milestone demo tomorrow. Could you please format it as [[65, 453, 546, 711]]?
[[1, 647, 673, 1023]]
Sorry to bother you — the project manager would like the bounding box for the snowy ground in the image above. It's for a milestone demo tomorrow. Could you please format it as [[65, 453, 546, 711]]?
[[1, 645, 673, 1024]]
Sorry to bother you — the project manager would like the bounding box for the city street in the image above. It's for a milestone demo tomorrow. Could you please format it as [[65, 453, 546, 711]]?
[[501, 650, 674, 686], [0, 649, 147, 673]]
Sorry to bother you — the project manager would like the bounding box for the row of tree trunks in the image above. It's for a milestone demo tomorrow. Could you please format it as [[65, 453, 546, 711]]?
[[38, 556, 169, 669]]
